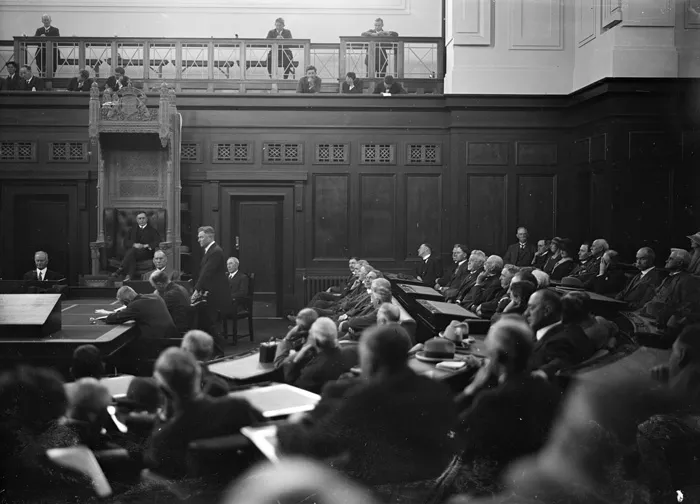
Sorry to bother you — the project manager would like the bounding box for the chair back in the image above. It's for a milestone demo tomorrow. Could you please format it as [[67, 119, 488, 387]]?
[[103, 207, 166, 259]]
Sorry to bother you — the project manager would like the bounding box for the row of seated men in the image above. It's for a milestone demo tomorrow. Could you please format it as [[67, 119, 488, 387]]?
[[2, 316, 699, 503]]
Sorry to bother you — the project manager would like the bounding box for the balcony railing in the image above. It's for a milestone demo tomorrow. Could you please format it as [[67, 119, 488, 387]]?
[[3, 36, 443, 94]]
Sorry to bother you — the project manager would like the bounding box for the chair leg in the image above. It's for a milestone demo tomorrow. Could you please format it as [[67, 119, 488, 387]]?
[[248, 314, 254, 342]]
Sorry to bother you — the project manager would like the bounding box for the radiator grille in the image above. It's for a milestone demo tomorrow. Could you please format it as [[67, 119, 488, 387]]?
[[303, 275, 348, 304]]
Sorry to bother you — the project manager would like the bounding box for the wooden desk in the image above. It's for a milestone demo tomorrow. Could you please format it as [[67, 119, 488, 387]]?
[[209, 350, 281, 385], [412, 299, 480, 342], [551, 287, 628, 315]]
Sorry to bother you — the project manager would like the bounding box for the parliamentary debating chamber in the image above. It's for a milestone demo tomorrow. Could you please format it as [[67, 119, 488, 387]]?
[[1, 1, 700, 503]]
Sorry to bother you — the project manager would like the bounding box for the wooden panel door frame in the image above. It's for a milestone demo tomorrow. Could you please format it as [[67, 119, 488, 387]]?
[[219, 185, 295, 315], [1, 184, 79, 283]]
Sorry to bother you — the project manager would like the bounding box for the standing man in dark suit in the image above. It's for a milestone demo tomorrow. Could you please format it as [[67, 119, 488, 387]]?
[[616, 247, 666, 310], [3, 61, 21, 91], [525, 289, 595, 379], [192, 226, 231, 356], [34, 14, 60, 77], [67, 69, 94, 92], [266, 18, 294, 79], [22, 250, 64, 281], [114, 212, 161, 281], [503, 227, 537, 267], [21, 66, 45, 92], [415, 242, 442, 287]]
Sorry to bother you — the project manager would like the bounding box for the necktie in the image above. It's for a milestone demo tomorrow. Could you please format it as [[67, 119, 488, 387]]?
[[39, 271, 43, 281]]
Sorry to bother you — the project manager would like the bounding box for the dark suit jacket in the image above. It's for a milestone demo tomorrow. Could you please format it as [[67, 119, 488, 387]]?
[[296, 76, 322, 94], [503, 242, 537, 267], [590, 267, 628, 296], [105, 294, 179, 340], [67, 77, 94, 92], [573, 256, 603, 286], [283, 346, 353, 394], [550, 258, 576, 281], [478, 293, 510, 319], [144, 395, 262, 479], [126, 224, 161, 251], [3, 73, 21, 91], [24, 76, 45, 91], [462, 274, 502, 311], [141, 268, 180, 282], [455, 269, 482, 303], [159, 282, 191, 334], [416, 255, 443, 287], [529, 323, 594, 378], [196, 243, 232, 313], [458, 375, 562, 469], [616, 267, 666, 311], [22, 269, 64, 282], [104, 75, 130, 92], [341, 80, 363, 94], [373, 82, 406, 94], [439, 261, 471, 300], [641, 271, 700, 325], [35, 26, 60, 37], [266, 28, 292, 39], [277, 367, 458, 485], [227, 271, 250, 302], [532, 250, 550, 270]]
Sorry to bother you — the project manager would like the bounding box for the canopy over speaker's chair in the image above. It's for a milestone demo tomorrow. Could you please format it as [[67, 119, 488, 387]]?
[[87, 82, 182, 280]]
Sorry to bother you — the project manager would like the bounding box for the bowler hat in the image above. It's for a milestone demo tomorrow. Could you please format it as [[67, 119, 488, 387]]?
[[416, 337, 456, 362]]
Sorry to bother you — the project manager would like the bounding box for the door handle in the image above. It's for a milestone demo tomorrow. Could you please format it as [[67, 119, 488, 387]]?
[[235, 236, 240, 250]]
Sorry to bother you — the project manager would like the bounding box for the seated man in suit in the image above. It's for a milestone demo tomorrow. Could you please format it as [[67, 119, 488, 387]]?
[[503, 227, 537, 267], [274, 308, 319, 369], [150, 270, 191, 334], [454, 250, 487, 305], [104, 286, 179, 372], [377, 302, 400, 325], [226, 256, 249, 309], [372, 75, 406, 95], [616, 247, 666, 310], [524, 289, 594, 379], [277, 317, 353, 394], [67, 69, 93, 92], [342, 72, 363, 94], [338, 278, 393, 339], [105, 67, 129, 92], [455, 318, 562, 486], [141, 250, 179, 281], [22, 250, 64, 282], [568, 241, 592, 276], [113, 212, 161, 282], [531, 239, 551, 270], [3, 61, 22, 91], [436, 244, 471, 301], [296, 65, 322, 94], [145, 348, 263, 478], [21, 65, 45, 92], [460, 255, 504, 311], [571, 238, 609, 286], [277, 323, 458, 486], [474, 263, 520, 319], [415, 242, 443, 287], [306, 258, 360, 310], [181, 330, 228, 397], [589, 250, 627, 296]]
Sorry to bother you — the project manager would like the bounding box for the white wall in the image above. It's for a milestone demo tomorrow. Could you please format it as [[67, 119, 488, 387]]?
[[0, 0, 441, 41], [445, 0, 575, 95]]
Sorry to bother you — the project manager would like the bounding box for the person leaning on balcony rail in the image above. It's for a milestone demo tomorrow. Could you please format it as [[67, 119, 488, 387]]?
[[341, 72, 363, 94], [296, 65, 322, 94], [266, 17, 295, 79], [34, 13, 60, 77]]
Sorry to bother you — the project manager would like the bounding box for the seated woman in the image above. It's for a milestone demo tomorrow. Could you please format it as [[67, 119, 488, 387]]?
[[543, 237, 563, 274], [342, 72, 363, 94], [562, 291, 618, 351], [549, 238, 576, 281], [296, 65, 322, 94]]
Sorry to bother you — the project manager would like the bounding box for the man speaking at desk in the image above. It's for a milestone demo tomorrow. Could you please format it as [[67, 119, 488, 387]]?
[[22, 250, 64, 281], [114, 212, 161, 282]]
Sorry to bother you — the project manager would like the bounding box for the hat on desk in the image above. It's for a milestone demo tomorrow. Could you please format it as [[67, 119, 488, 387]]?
[[416, 337, 456, 362], [559, 276, 585, 290], [439, 320, 469, 345]]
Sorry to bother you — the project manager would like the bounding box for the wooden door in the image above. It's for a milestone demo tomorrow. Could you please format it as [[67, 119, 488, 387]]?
[[230, 197, 283, 316], [13, 195, 71, 280]]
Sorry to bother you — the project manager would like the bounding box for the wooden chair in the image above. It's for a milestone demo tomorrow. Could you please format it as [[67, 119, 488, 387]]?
[[227, 273, 255, 345]]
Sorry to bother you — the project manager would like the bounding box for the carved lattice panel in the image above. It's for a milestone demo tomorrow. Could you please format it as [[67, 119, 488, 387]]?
[[315, 143, 349, 164], [212, 142, 252, 163], [118, 180, 161, 198], [49, 142, 88, 162], [0, 141, 36, 162], [180, 143, 200, 162], [407, 144, 441, 165], [361, 144, 395, 165], [263, 143, 303, 164]]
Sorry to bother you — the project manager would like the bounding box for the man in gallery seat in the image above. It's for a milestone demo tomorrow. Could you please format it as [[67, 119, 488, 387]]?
[[436, 244, 471, 301], [113, 211, 161, 282], [615, 247, 666, 310], [503, 227, 537, 267], [22, 250, 64, 281], [192, 226, 231, 356], [141, 249, 179, 282], [416, 242, 443, 287], [226, 257, 249, 308]]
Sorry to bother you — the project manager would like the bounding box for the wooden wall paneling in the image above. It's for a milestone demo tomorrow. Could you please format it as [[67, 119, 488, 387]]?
[[628, 131, 673, 162], [466, 142, 510, 166], [467, 174, 508, 255], [601, 0, 623, 29], [572, 137, 591, 165], [623, 0, 674, 26], [359, 172, 397, 262], [516, 174, 556, 246], [680, 130, 700, 230], [578, 0, 597, 47], [181, 183, 203, 279], [515, 141, 558, 166], [403, 171, 444, 261], [590, 133, 607, 163], [311, 173, 350, 261], [687, 0, 700, 29], [450, 0, 493, 46], [509, 0, 565, 50]]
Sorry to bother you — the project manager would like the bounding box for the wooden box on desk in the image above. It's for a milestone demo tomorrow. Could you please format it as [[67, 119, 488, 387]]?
[[0, 294, 62, 338]]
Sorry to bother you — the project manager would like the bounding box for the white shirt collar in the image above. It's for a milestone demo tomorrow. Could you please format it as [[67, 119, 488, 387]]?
[[670, 270, 681, 276], [423, 254, 431, 261], [536, 321, 561, 341], [229, 270, 238, 278], [457, 259, 467, 267], [640, 266, 655, 277], [37, 267, 47, 274], [204, 241, 215, 254]]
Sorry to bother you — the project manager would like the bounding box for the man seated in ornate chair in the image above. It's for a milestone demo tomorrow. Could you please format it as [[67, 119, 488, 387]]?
[[110, 211, 162, 282]]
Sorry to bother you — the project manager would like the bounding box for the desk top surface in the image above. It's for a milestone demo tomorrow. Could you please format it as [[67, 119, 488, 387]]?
[[396, 284, 443, 297], [551, 287, 628, 306], [209, 350, 276, 380], [417, 299, 480, 318]]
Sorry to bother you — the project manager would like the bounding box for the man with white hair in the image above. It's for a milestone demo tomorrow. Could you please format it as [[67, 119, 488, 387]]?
[[572, 238, 609, 286], [455, 318, 562, 482], [454, 250, 487, 305], [340, 278, 393, 338], [34, 14, 60, 77], [141, 250, 179, 281], [377, 302, 400, 325], [281, 317, 353, 393], [460, 255, 504, 311], [181, 330, 228, 397], [22, 250, 64, 281]]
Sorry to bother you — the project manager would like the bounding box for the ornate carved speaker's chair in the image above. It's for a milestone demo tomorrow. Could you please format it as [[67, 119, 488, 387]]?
[[87, 82, 182, 282], [102, 208, 166, 275]]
